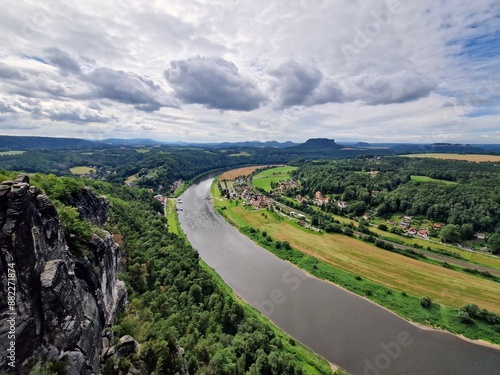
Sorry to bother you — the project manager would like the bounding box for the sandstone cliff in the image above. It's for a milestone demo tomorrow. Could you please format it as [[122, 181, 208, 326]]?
[[0, 175, 126, 374]]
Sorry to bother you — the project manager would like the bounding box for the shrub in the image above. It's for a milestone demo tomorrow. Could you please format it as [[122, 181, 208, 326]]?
[[457, 310, 473, 324], [420, 296, 432, 309]]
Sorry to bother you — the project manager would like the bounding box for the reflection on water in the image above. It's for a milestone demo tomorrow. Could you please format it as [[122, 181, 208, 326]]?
[[178, 176, 500, 375]]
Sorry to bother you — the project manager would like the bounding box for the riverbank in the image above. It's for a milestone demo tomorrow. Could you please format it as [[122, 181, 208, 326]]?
[[167, 175, 344, 374]]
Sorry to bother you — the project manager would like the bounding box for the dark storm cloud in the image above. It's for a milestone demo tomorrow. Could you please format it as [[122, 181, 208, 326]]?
[[45, 47, 81, 74], [165, 56, 266, 111], [86, 67, 175, 112]]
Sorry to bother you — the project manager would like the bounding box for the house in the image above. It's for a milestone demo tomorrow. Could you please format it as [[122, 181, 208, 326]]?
[[418, 230, 429, 238], [315, 191, 324, 200], [407, 228, 417, 236], [433, 223, 442, 230], [362, 213, 371, 221], [369, 170, 380, 175], [338, 201, 349, 209], [476, 233, 486, 240], [153, 194, 166, 205]]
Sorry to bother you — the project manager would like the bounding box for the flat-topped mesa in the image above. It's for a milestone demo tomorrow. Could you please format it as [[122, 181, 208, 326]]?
[[291, 138, 344, 151], [0, 174, 126, 375]]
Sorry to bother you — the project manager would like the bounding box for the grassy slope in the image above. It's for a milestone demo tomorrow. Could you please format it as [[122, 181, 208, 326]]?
[[410, 175, 457, 185], [165, 198, 180, 234]]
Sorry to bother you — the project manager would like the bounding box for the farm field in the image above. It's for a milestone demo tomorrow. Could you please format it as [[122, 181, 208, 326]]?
[[69, 166, 96, 175], [266, 222, 499, 313], [401, 153, 500, 162], [0, 150, 26, 155], [367, 225, 500, 271], [252, 166, 297, 192], [410, 175, 457, 184], [219, 165, 268, 180], [213, 187, 500, 313]]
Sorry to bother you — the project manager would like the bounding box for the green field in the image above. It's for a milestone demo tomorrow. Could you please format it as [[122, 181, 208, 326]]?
[[228, 151, 251, 157], [125, 174, 138, 185], [410, 175, 457, 184], [252, 166, 297, 192], [0, 150, 25, 155], [165, 198, 181, 234], [69, 166, 96, 175]]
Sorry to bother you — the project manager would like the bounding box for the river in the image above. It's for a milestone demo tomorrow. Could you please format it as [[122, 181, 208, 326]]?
[[178, 175, 500, 375]]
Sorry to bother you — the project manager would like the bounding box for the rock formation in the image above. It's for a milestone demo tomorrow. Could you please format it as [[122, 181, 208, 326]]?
[[0, 175, 126, 374]]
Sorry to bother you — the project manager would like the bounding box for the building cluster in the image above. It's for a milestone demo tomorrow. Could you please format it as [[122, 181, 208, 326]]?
[[314, 191, 330, 205], [273, 180, 301, 195], [153, 194, 166, 205], [240, 188, 270, 208], [170, 179, 183, 191]]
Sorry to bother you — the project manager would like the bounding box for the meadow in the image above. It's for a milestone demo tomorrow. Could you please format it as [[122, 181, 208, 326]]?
[[69, 166, 96, 175], [0, 150, 26, 156], [252, 166, 297, 191], [410, 175, 457, 184]]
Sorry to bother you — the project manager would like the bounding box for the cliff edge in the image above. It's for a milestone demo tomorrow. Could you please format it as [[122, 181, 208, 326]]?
[[0, 175, 126, 374]]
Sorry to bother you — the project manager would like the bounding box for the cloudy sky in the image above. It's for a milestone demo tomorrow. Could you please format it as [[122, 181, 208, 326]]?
[[0, 0, 499, 143]]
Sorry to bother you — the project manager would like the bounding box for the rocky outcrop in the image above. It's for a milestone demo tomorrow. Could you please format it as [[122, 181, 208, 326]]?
[[69, 187, 110, 227], [0, 175, 126, 374]]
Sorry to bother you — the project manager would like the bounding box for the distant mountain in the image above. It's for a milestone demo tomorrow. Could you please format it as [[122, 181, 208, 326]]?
[[290, 138, 344, 151], [207, 140, 297, 148], [0, 135, 101, 150], [425, 143, 485, 153], [355, 142, 371, 147]]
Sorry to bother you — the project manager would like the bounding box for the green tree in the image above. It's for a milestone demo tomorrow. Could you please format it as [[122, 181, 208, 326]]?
[[440, 224, 461, 243], [487, 234, 500, 255]]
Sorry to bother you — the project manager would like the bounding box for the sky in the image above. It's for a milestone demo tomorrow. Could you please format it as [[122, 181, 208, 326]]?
[[0, 0, 499, 144]]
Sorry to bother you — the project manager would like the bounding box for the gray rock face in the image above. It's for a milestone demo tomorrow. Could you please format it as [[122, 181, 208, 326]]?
[[0, 175, 126, 374]]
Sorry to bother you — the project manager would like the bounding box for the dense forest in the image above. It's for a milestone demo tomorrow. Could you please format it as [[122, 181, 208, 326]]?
[[0, 170, 335, 374], [291, 157, 500, 247]]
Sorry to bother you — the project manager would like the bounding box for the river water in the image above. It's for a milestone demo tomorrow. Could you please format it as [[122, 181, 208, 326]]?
[[178, 175, 500, 375]]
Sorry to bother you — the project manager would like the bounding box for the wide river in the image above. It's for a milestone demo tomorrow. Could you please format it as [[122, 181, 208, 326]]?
[[178, 175, 500, 375]]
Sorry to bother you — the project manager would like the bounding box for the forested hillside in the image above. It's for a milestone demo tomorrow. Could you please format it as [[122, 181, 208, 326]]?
[[291, 157, 500, 247]]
